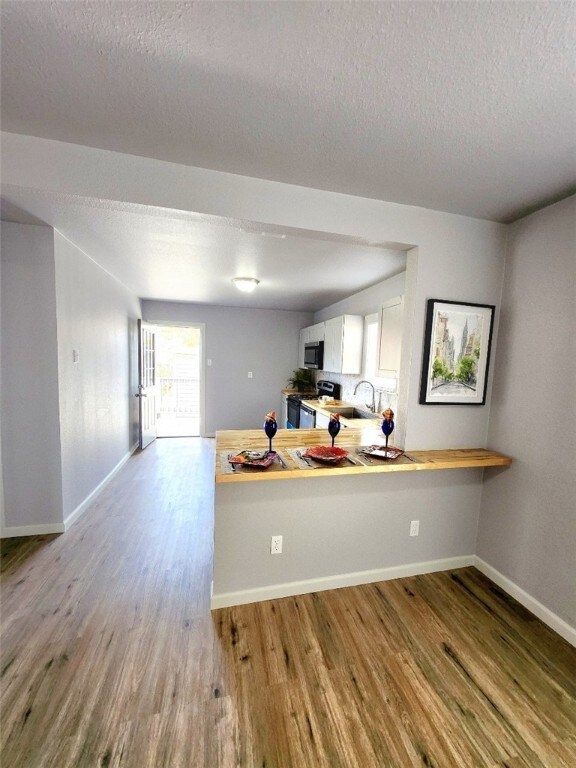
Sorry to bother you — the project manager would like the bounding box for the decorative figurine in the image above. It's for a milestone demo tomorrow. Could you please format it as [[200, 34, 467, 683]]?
[[264, 411, 278, 453], [328, 413, 341, 447], [381, 408, 395, 453]]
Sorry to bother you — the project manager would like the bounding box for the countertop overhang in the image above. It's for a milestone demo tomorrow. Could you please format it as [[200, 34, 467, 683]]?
[[215, 428, 512, 483]]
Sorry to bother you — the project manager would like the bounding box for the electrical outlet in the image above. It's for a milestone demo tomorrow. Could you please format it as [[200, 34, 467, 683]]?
[[410, 520, 420, 537], [248, 371, 253, 378], [271, 535, 283, 554]]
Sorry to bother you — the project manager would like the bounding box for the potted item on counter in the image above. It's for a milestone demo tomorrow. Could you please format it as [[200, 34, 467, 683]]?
[[286, 369, 316, 392]]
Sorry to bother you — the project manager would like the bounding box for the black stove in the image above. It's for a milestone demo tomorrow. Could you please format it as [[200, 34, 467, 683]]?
[[286, 392, 317, 403], [287, 380, 341, 429]]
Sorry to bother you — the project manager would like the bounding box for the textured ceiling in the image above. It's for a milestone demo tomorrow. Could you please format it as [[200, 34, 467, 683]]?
[[0, 184, 407, 312], [1, 0, 574, 223], [0, 1, 574, 310]]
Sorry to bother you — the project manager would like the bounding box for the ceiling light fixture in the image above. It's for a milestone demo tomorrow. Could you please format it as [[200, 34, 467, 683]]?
[[232, 277, 260, 293]]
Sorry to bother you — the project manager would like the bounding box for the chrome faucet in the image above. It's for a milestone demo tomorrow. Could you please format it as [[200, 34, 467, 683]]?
[[354, 380, 376, 412]]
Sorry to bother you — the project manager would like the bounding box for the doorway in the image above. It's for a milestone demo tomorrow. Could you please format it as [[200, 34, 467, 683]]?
[[154, 325, 203, 437]]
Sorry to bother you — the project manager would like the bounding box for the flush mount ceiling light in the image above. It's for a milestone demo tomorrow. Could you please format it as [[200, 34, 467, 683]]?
[[232, 277, 260, 293]]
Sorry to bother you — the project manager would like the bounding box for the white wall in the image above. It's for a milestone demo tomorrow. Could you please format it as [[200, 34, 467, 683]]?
[[314, 271, 406, 323], [477, 196, 576, 628], [142, 300, 313, 434], [0, 223, 141, 535], [0, 223, 64, 531], [54, 232, 141, 521], [0, 247, 3, 532]]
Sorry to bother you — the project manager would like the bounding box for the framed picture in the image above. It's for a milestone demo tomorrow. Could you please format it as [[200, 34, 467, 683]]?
[[419, 299, 495, 405]]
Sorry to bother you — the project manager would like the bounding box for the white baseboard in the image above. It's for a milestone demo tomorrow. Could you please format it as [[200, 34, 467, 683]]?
[[0, 522, 66, 539], [0, 444, 138, 540], [211, 554, 475, 609], [474, 556, 576, 648], [63, 443, 138, 531]]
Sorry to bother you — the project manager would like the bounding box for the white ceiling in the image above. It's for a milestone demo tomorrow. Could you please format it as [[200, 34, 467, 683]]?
[[0, 187, 407, 311], [1, 1, 574, 309]]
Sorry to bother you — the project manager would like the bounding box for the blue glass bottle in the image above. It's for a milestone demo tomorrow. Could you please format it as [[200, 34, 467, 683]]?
[[264, 412, 278, 454], [381, 408, 395, 454], [328, 416, 341, 447]]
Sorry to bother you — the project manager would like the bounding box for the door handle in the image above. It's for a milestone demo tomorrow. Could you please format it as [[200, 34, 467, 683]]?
[[134, 393, 147, 398]]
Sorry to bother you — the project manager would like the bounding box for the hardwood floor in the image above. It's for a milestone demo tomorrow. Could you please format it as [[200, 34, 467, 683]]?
[[1, 438, 574, 767]]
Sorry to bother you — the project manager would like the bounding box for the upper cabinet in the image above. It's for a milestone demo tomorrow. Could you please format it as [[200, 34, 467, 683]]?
[[377, 296, 404, 378], [308, 322, 325, 342], [323, 315, 363, 374], [298, 328, 307, 367], [298, 322, 325, 367]]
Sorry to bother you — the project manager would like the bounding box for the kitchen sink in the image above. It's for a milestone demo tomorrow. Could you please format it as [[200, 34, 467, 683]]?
[[321, 405, 377, 419]]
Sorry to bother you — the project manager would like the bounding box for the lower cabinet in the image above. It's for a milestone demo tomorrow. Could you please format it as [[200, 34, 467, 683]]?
[[315, 411, 330, 429]]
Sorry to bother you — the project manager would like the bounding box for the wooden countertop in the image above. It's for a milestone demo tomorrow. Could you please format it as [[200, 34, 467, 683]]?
[[215, 428, 512, 483]]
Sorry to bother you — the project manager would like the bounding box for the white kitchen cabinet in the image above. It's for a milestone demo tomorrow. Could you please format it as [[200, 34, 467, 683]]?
[[298, 322, 325, 367], [377, 296, 404, 378], [323, 315, 363, 374], [298, 328, 308, 368], [308, 322, 325, 342], [314, 411, 330, 429]]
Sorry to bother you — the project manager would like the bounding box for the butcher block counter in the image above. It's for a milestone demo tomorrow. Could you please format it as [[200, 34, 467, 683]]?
[[215, 427, 512, 484]]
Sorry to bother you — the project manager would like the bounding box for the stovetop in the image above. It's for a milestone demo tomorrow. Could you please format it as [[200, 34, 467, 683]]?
[[287, 380, 341, 402]]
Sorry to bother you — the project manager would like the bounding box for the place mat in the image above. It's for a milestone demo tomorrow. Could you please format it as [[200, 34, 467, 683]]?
[[356, 447, 421, 465], [220, 451, 289, 475], [287, 447, 370, 469]]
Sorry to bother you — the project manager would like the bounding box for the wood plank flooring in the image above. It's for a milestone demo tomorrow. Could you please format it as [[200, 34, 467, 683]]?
[[1, 438, 574, 767]]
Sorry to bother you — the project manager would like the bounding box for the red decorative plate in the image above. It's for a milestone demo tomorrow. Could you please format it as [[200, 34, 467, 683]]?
[[303, 446, 349, 463]]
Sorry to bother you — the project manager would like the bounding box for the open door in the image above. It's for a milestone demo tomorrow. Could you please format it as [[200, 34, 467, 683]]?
[[136, 320, 157, 450]]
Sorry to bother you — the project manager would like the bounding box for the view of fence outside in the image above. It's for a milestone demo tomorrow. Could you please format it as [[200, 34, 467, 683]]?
[[155, 326, 201, 436]]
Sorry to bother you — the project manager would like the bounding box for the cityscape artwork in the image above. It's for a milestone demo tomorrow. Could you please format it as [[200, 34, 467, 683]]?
[[419, 299, 495, 405]]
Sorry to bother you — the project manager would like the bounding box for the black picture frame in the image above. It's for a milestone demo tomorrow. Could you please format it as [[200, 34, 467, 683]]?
[[419, 299, 495, 405]]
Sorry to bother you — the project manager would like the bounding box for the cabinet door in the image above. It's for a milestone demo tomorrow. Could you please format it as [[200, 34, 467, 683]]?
[[377, 296, 404, 377], [315, 411, 330, 429], [298, 328, 308, 368], [309, 322, 325, 342], [340, 315, 364, 374], [323, 317, 343, 372]]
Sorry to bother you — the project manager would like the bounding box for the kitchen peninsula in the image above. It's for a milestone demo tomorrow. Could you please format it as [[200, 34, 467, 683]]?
[[212, 428, 511, 609]]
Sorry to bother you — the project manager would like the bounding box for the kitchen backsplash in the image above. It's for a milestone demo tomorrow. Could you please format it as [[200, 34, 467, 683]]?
[[314, 371, 398, 414]]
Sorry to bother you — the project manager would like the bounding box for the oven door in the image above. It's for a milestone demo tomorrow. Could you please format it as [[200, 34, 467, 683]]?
[[287, 397, 301, 429], [299, 403, 316, 429]]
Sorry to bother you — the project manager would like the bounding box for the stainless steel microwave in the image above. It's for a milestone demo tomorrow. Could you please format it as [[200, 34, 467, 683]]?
[[304, 340, 324, 369]]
